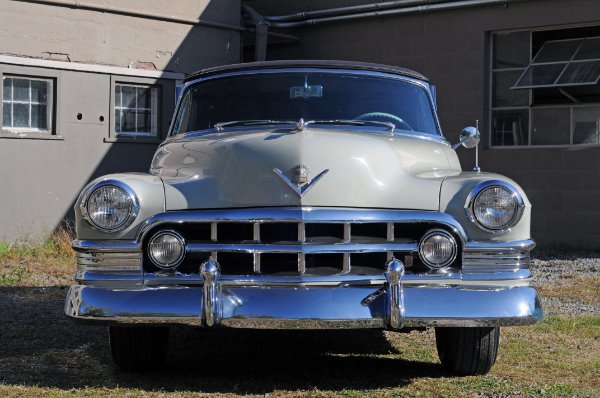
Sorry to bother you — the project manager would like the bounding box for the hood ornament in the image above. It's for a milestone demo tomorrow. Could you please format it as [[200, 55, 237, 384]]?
[[273, 165, 329, 197]]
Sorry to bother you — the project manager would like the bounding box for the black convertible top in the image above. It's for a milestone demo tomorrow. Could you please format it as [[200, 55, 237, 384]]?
[[184, 60, 428, 83]]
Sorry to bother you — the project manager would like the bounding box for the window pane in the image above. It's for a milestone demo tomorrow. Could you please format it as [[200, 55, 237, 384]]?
[[115, 84, 122, 107], [30, 80, 48, 104], [13, 103, 30, 127], [492, 110, 529, 146], [531, 107, 570, 145], [31, 104, 47, 130], [122, 86, 136, 108], [574, 37, 600, 60], [514, 63, 566, 88], [3, 78, 12, 101], [2, 103, 11, 127], [493, 31, 530, 69], [13, 78, 29, 102], [136, 110, 151, 133], [533, 39, 582, 63], [137, 87, 151, 109], [493, 70, 529, 107], [122, 110, 136, 132], [115, 109, 122, 132], [556, 61, 600, 85], [573, 106, 600, 144]]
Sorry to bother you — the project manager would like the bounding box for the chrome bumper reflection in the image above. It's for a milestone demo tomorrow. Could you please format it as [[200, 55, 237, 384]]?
[[65, 283, 542, 329]]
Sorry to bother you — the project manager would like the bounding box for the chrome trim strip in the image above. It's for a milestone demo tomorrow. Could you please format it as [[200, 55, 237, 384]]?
[[137, 208, 469, 244], [186, 242, 417, 254], [73, 240, 139, 252], [140, 269, 532, 287], [464, 239, 535, 251]]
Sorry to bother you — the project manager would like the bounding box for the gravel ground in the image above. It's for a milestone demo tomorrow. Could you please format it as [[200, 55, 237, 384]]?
[[531, 254, 600, 315]]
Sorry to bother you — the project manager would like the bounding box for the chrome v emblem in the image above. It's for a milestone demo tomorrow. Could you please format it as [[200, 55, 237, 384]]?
[[273, 166, 329, 197]]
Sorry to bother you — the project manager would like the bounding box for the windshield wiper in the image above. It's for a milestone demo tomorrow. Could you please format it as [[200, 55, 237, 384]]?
[[213, 118, 395, 133], [302, 119, 395, 132], [213, 120, 296, 132]]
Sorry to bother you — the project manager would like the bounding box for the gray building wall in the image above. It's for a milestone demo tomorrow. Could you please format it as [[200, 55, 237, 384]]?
[[246, 0, 600, 246], [0, 0, 241, 241]]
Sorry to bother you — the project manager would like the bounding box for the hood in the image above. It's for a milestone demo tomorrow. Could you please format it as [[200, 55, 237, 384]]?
[[151, 128, 461, 211]]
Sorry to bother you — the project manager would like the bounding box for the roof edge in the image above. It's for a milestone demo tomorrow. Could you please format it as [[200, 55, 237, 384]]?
[[184, 60, 428, 82]]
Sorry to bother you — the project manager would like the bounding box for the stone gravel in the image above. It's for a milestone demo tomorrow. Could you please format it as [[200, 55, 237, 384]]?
[[531, 254, 600, 315]]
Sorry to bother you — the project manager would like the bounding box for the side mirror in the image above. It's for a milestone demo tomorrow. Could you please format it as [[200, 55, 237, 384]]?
[[452, 126, 480, 149]]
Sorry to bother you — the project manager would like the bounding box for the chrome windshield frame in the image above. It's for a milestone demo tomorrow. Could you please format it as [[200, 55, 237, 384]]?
[[167, 67, 444, 141]]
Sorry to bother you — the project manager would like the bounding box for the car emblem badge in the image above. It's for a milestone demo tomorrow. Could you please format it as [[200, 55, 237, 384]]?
[[273, 165, 329, 197]]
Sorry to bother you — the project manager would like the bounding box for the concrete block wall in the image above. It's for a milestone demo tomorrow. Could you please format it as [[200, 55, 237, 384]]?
[[247, 0, 600, 246]]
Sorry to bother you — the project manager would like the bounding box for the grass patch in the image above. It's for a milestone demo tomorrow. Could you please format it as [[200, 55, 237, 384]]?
[[0, 226, 75, 286]]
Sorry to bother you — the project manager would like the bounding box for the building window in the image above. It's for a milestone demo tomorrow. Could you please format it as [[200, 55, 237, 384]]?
[[114, 83, 159, 137], [490, 26, 600, 146], [2, 76, 53, 133]]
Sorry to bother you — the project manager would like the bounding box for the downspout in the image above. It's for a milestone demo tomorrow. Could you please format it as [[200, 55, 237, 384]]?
[[264, 0, 531, 28], [242, 5, 269, 62], [265, 0, 448, 22]]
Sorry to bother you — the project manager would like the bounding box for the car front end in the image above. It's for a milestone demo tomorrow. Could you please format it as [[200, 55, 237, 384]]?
[[65, 60, 542, 374]]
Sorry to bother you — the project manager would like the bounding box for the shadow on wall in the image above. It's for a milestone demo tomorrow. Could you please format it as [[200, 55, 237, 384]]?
[[47, 0, 242, 240]]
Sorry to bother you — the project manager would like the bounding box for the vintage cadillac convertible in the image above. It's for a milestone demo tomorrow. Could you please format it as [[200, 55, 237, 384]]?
[[65, 60, 542, 375]]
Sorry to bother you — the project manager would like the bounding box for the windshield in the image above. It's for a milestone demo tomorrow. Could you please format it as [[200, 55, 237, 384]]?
[[171, 72, 439, 136]]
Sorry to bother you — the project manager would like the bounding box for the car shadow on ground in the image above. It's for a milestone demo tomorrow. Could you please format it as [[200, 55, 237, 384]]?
[[0, 286, 446, 394]]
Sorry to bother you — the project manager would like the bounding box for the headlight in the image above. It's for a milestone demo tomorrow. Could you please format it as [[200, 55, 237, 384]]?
[[148, 230, 186, 269], [418, 229, 457, 269], [80, 181, 139, 232], [466, 180, 525, 232]]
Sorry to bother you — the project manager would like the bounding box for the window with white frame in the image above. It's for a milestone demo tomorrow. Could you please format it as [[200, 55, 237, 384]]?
[[490, 25, 600, 146], [114, 83, 159, 137], [2, 76, 53, 133]]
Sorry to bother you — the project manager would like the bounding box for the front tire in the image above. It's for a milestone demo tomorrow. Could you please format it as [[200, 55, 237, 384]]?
[[108, 326, 169, 371], [435, 326, 500, 376]]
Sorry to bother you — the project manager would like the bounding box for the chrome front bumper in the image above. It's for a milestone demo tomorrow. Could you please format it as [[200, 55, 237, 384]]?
[[67, 208, 542, 329], [65, 259, 542, 329]]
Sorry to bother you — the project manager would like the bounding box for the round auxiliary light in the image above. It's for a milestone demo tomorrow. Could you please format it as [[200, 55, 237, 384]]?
[[84, 184, 137, 232], [148, 231, 186, 269], [418, 230, 457, 269], [469, 182, 524, 231]]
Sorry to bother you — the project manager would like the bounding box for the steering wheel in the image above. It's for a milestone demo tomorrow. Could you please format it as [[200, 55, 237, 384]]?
[[354, 112, 413, 131]]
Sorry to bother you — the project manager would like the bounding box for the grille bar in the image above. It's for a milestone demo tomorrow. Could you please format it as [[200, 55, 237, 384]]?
[[186, 242, 417, 254]]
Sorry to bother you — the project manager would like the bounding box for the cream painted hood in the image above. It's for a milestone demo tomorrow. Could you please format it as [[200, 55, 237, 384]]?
[[150, 128, 462, 211]]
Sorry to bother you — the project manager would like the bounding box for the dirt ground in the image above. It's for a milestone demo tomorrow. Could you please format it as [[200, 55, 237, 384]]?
[[0, 286, 446, 394]]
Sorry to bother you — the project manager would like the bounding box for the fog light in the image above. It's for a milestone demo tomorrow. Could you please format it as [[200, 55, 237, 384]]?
[[148, 230, 186, 269], [418, 230, 457, 269]]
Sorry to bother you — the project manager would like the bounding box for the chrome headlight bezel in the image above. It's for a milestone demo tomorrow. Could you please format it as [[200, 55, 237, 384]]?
[[465, 180, 525, 233], [79, 180, 140, 233]]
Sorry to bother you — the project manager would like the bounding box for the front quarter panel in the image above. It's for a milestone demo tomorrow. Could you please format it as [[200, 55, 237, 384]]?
[[440, 172, 532, 241], [75, 173, 165, 240]]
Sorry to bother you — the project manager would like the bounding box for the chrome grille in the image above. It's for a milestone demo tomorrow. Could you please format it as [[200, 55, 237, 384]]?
[[139, 208, 466, 276]]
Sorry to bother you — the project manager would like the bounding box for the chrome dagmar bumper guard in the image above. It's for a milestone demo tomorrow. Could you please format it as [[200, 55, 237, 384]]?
[[65, 256, 542, 329]]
